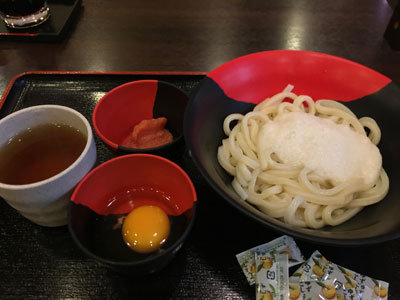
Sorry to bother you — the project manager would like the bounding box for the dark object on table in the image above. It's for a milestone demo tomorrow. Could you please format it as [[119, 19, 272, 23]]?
[[0, 0, 81, 41], [68, 153, 197, 273], [0, 0, 49, 29], [185, 50, 400, 246], [385, 1, 400, 50], [92, 80, 188, 160], [0, 0, 46, 15]]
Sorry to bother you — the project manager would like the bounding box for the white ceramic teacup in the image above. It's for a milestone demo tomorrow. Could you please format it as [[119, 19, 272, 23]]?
[[0, 105, 97, 227]]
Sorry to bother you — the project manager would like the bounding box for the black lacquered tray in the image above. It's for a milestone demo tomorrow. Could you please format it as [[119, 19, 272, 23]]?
[[0, 72, 398, 299]]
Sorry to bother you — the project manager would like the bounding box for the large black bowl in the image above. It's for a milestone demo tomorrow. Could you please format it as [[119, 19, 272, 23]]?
[[184, 50, 400, 245]]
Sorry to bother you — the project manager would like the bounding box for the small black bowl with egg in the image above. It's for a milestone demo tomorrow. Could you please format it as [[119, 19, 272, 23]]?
[[68, 154, 197, 273]]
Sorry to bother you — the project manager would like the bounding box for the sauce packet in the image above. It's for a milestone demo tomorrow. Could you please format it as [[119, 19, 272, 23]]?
[[255, 252, 289, 300], [236, 235, 305, 285], [290, 251, 389, 300], [288, 279, 354, 300]]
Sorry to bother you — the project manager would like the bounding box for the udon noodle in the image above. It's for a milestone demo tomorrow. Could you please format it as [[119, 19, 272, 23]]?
[[217, 85, 389, 228]]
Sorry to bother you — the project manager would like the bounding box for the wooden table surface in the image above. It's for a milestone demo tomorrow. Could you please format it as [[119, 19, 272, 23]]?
[[1, 0, 400, 299], [0, 0, 399, 94]]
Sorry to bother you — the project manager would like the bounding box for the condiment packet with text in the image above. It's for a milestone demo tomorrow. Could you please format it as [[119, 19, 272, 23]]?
[[290, 250, 389, 300], [288, 279, 356, 300], [236, 235, 305, 285], [255, 252, 289, 300]]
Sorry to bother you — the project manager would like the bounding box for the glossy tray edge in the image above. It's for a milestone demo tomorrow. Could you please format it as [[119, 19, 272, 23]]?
[[0, 71, 208, 113]]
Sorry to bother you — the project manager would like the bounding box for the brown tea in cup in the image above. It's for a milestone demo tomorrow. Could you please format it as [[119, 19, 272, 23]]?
[[0, 123, 86, 185]]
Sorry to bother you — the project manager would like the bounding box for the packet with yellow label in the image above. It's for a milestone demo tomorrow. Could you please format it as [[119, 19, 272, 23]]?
[[290, 251, 389, 300], [237, 235, 305, 285], [255, 252, 289, 300], [288, 279, 353, 300]]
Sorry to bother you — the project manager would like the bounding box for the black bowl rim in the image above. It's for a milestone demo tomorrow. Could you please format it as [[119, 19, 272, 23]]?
[[183, 50, 400, 246], [93, 79, 189, 152], [67, 201, 198, 267]]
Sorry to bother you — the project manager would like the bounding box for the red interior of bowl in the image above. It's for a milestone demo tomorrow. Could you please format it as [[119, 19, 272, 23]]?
[[71, 154, 197, 216], [93, 80, 157, 150], [208, 50, 391, 103]]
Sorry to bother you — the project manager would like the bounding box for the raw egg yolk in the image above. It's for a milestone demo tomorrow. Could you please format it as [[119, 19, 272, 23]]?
[[122, 205, 170, 254]]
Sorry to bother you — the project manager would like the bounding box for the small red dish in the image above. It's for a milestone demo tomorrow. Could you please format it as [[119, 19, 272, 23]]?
[[92, 80, 188, 157]]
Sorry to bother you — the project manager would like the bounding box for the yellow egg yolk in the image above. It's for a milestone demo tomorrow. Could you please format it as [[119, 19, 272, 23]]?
[[122, 205, 170, 254]]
